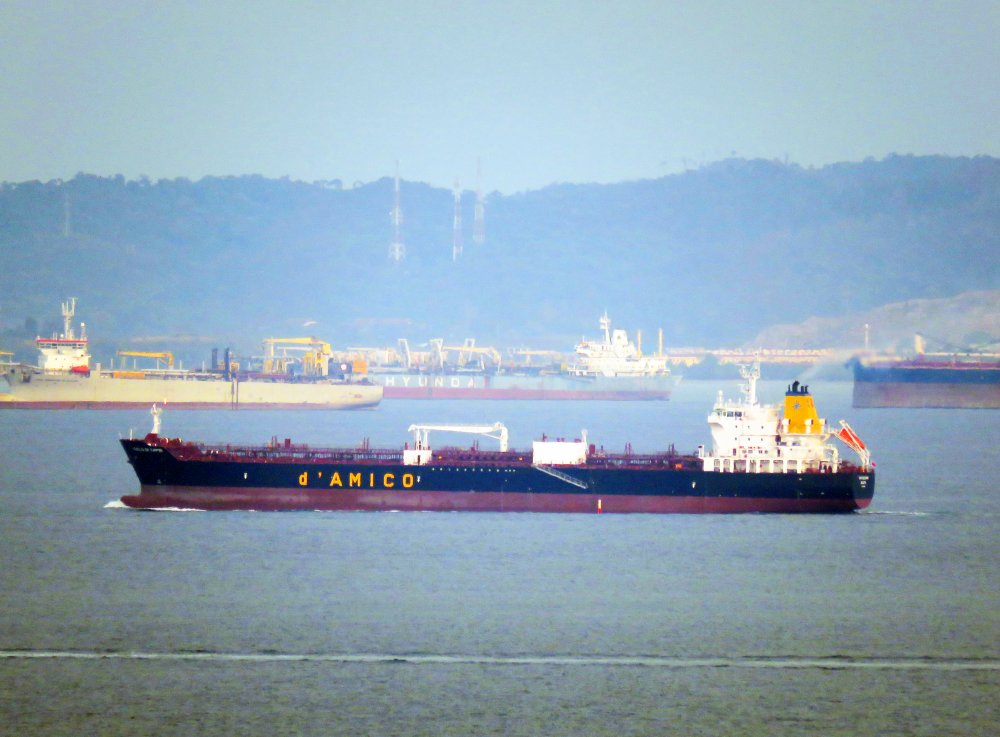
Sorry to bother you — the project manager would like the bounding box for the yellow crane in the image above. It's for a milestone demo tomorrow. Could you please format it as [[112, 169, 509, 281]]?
[[117, 350, 174, 368], [262, 337, 333, 376]]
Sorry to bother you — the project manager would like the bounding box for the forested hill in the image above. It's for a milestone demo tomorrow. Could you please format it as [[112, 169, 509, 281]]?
[[1, 155, 998, 362]]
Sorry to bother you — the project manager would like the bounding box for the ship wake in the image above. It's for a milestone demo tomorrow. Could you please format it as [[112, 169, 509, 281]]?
[[104, 500, 205, 512], [1, 650, 996, 671]]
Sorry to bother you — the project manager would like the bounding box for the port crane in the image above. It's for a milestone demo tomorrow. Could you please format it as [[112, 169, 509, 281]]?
[[429, 338, 502, 371], [507, 348, 563, 367], [262, 338, 333, 376]]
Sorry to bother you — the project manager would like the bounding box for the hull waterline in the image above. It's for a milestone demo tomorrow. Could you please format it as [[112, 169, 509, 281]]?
[[852, 380, 1000, 409], [121, 485, 872, 513], [0, 374, 382, 410], [850, 357, 1000, 409]]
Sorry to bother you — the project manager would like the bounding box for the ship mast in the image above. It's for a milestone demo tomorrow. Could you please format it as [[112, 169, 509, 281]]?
[[61, 297, 77, 340], [738, 356, 761, 406]]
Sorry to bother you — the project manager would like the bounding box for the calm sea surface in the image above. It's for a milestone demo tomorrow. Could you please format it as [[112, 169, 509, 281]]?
[[1, 380, 997, 736]]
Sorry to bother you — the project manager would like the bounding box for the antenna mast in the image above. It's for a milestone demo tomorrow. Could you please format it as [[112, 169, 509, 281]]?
[[452, 179, 463, 261], [389, 162, 405, 262], [61, 297, 77, 340], [62, 191, 72, 238], [473, 158, 485, 244]]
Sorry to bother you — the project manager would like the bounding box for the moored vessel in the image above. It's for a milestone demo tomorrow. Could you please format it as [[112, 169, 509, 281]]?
[[0, 299, 381, 410], [372, 372, 673, 400], [849, 336, 1000, 409], [365, 313, 673, 400], [120, 362, 874, 512], [567, 311, 670, 378]]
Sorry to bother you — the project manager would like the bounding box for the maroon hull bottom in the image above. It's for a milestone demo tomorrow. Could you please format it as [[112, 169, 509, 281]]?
[[121, 486, 870, 513], [382, 388, 670, 400], [853, 382, 1000, 409]]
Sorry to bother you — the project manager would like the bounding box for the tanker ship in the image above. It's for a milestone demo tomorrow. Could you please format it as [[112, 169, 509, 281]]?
[[120, 362, 874, 512], [367, 313, 674, 400], [0, 299, 381, 410], [849, 336, 1000, 409]]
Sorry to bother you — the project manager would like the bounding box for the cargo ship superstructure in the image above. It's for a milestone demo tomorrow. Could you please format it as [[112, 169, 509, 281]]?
[[0, 299, 381, 410], [120, 362, 873, 512], [568, 312, 670, 378]]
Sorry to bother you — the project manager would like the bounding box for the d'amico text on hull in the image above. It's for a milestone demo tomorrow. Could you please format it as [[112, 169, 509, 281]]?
[[120, 362, 875, 513]]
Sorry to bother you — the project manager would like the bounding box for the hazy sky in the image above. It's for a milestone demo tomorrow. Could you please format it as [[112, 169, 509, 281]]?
[[2, 0, 998, 193]]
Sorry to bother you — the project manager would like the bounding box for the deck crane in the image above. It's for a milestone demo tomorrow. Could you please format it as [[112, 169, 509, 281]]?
[[117, 351, 174, 369], [407, 423, 509, 452]]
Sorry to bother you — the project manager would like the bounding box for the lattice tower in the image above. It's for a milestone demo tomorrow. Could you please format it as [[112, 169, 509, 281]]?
[[389, 163, 405, 262]]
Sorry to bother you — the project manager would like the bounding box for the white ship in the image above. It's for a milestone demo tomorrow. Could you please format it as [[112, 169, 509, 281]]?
[[0, 298, 382, 410], [568, 312, 671, 377]]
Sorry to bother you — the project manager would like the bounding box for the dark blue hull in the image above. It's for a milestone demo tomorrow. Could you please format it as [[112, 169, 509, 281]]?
[[850, 358, 1000, 408], [120, 438, 874, 513]]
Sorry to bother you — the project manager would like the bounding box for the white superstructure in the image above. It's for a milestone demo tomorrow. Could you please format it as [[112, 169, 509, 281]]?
[[35, 297, 91, 373], [570, 313, 670, 377], [532, 430, 588, 465], [698, 360, 871, 473]]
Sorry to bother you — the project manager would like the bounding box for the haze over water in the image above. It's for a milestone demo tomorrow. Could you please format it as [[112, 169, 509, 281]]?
[[1, 381, 997, 735]]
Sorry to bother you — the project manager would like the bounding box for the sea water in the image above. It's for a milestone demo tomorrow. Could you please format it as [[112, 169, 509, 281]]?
[[0, 381, 997, 736]]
